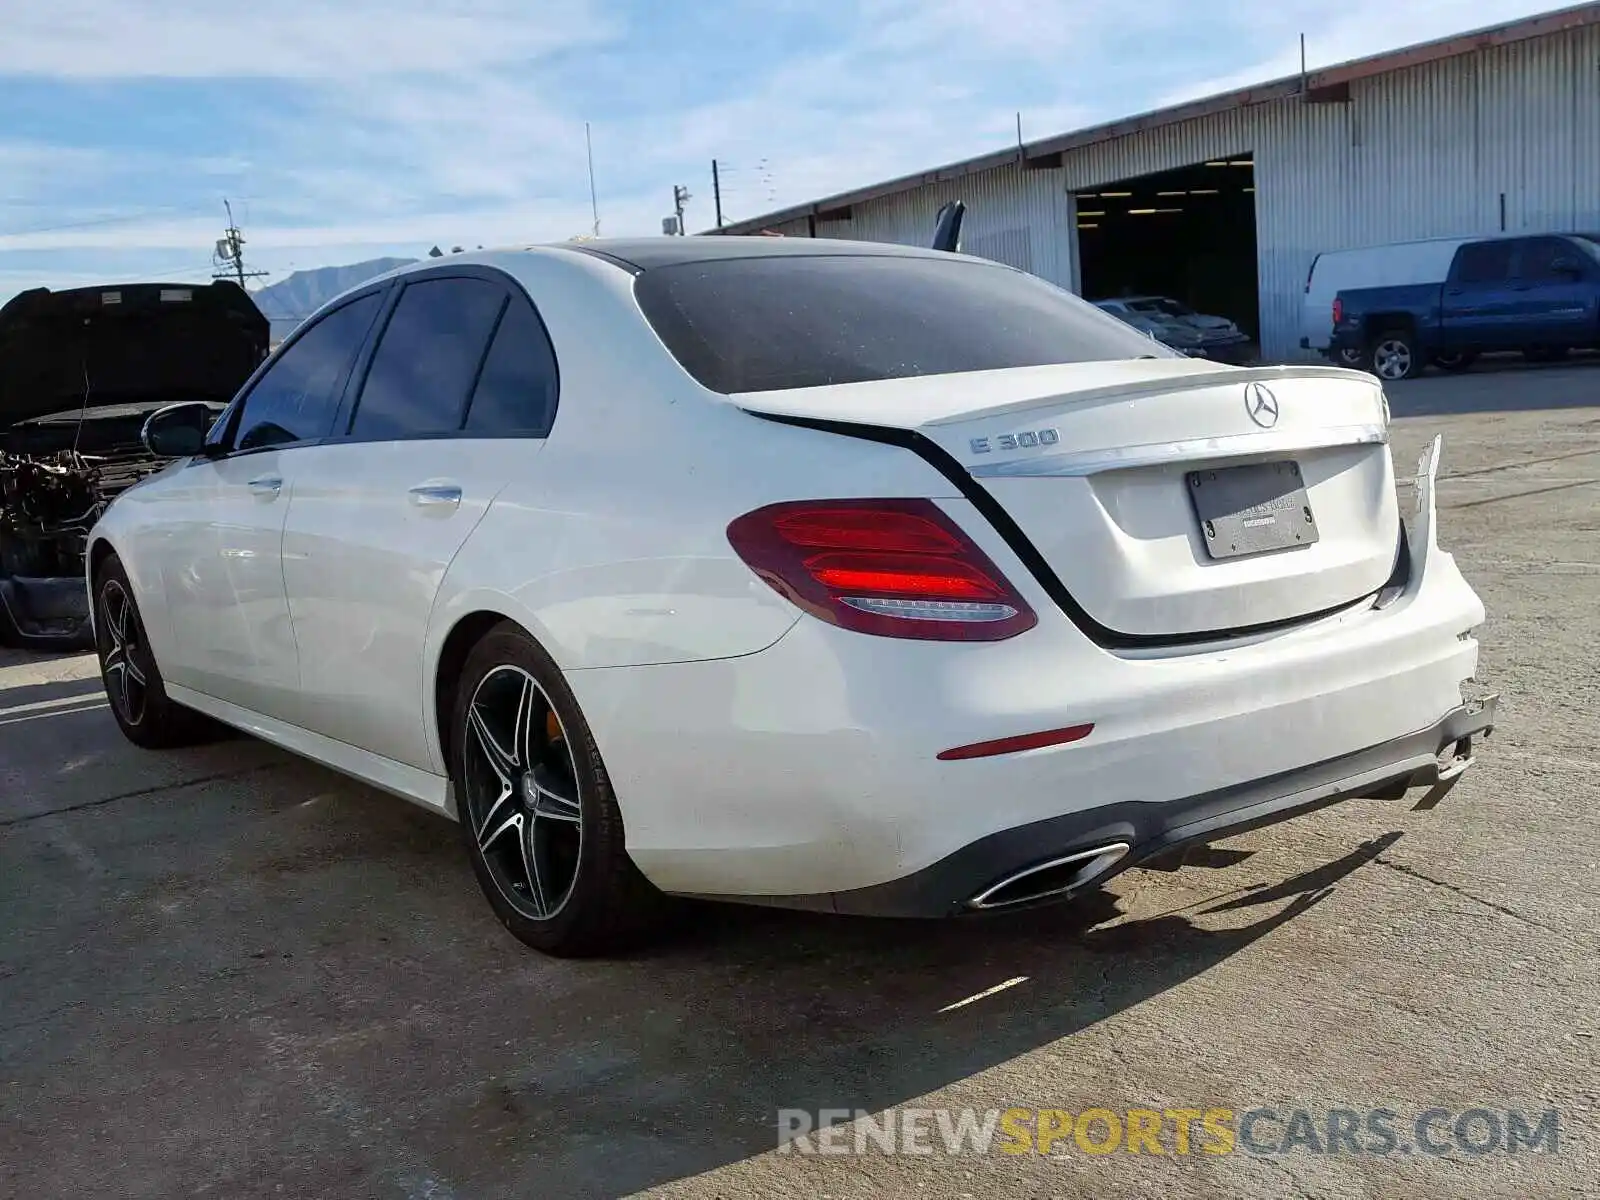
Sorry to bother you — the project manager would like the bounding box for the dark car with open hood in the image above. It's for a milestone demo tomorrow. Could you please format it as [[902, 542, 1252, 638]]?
[[0, 279, 269, 649]]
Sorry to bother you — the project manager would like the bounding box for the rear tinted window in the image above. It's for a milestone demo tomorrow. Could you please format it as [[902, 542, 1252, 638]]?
[[633, 254, 1173, 394], [349, 277, 505, 440], [463, 295, 560, 436]]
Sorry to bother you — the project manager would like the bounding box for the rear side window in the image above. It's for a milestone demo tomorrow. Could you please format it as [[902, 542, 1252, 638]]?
[[233, 291, 382, 451], [349, 277, 505, 440], [462, 295, 560, 436], [1453, 241, 1514, 284], [633, 254, 1174, 394], [1516, 237, 1588, 281]]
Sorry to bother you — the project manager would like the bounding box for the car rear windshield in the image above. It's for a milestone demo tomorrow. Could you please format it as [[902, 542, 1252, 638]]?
[[632, 253, 1174, 394]]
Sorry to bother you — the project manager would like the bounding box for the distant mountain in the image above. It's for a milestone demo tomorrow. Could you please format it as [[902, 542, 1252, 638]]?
[[252, 257, 416, 343]]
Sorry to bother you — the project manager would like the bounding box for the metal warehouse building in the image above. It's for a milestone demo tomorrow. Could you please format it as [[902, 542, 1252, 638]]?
[[713, 3, 1600, 362]]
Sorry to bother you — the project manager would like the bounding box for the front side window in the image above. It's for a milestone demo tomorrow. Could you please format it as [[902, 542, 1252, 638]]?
[[1454, 241, 1514, 285], [232, 292, 383, 452], [634, 253, 1175, 395], [348, 277, 506, 440]]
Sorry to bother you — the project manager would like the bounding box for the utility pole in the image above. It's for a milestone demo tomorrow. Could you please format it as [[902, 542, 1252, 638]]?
[[711, 160, 724, 228], [672, 184, 691, 235], [212, 200, 268, 289]]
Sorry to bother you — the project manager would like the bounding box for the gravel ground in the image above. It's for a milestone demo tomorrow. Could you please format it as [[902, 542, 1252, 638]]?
[[2, 360, 1596, 1199]]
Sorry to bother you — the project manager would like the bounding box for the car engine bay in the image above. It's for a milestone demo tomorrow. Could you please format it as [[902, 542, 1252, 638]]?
[[0, 280, 267, 649], [1, 420, 169, 580]]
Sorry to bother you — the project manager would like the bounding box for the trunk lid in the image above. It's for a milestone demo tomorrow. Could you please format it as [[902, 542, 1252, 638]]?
[[734, 360, 1399, 640]]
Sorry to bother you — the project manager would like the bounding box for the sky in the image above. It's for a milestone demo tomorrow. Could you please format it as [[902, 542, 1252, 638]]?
[[0, 0, 1575, 307]]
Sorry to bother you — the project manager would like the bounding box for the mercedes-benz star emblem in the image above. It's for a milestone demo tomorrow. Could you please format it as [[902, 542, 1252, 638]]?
[[1245, 382, 1280, 428]]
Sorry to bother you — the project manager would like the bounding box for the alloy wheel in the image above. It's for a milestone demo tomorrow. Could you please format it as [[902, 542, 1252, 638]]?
[[461, 665, 584, 920], [1372, 339, 1413, 380], [99, 579, 149, 726]]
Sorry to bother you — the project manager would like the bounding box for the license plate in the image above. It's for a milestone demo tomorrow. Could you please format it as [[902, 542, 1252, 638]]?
[[1186, 460, 1319, 560]]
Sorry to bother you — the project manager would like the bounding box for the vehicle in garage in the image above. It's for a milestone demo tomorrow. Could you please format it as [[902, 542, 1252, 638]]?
[[1329, 233, 1600, 380], [1094, 296, 1255, 363], [0, 281, 268, 649], [86, 238, 1495, 957]]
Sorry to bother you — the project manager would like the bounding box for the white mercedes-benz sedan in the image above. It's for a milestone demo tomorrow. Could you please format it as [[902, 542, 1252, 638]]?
[[86, 237, 1496, 956]]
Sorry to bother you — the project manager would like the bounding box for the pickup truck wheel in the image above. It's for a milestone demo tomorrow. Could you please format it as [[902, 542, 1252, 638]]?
[[1334, 347, 1364, 367], [1368, 332, 1424, 381], [1432, 351, 1477, 373]]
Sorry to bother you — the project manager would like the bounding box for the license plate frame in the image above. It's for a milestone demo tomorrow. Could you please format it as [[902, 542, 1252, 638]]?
[[1186, 459, 1319, 560]]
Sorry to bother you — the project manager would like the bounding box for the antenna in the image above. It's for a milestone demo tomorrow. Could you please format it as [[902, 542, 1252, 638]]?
[[586, 122, 601, 237], [212, 199, 269, 289]]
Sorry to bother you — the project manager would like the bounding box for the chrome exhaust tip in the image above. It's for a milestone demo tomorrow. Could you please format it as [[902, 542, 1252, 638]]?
[[967, 842, 1132, 911]]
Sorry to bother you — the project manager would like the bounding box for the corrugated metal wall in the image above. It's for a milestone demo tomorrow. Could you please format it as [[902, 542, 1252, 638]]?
[[788, 24, 1600, 361], [816, 167, 1076, 289]]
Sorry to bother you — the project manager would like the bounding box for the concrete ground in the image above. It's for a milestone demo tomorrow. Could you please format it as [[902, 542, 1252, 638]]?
[[2, 360, 1597, 1200]]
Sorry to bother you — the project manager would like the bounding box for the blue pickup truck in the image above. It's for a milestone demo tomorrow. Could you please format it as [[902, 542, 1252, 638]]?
[[1329, 233, 1600, 380]]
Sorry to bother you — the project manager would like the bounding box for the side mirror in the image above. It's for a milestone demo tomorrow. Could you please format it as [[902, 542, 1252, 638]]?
[[141, 402, 215, 459], [1552, 257, 1585, 280]]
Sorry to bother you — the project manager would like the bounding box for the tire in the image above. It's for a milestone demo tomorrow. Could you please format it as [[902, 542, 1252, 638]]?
[[450, 622, 662, 956], [1333, 346, 1365, 368], [1431, 351, 1478, 373], [92, 553, 217, 748], [1367, 330, 1425, 381]]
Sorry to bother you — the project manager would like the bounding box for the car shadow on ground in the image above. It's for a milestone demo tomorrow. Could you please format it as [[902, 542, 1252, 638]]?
[[1382, 356, 1600, 418], [0, 701, 1409, 1200]]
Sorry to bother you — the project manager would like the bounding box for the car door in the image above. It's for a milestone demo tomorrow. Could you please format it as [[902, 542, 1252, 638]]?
[[155, 289, 386, 717], [279, 269, 559, 771], [1510, 236, 1597, 349], [1440, 240, 1516, 351]]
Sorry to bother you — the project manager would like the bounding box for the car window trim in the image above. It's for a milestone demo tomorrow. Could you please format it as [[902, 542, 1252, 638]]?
[[210, 283, 392, 459]]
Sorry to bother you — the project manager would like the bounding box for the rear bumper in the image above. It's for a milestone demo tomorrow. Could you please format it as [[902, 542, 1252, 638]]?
[[572, 520, 1489, 907], [767, 694, 1497, 917]]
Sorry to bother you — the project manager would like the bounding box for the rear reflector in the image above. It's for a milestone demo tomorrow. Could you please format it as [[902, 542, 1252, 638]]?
[[726, 499, 1036, 641], [937, 724, 1095, 761]]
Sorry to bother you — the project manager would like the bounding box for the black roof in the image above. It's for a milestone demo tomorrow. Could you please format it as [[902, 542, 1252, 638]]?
[[563, 235, 949, 273]]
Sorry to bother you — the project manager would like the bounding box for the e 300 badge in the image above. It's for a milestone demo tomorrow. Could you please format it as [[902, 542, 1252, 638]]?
[[969, 427, 1060, 455]]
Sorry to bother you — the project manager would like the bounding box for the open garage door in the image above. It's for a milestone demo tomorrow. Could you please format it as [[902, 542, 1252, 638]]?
[[1075, 157, 1260, 347]]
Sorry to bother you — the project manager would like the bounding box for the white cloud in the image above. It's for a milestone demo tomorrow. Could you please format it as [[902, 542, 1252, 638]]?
[[0, 1, 615, 78], [0, 0, 1579, 299], [1152, 0, 1567, 107]]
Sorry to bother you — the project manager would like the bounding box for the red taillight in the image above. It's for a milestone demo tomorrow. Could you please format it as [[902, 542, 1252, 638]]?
[[1331, 297, 1344, 325], [726, 499, 1038, 641]]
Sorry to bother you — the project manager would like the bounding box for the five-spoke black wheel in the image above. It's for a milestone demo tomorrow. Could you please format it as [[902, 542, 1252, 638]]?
[[451, 622, 661, 956], [93, 552, 215, 748], [99, 577, 149, 729], [462, 665, 585, 920]]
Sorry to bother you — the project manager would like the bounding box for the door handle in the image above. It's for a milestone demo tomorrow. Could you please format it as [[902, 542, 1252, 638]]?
[[408, 482, 463, 509], [247, 474, 282, 499]]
